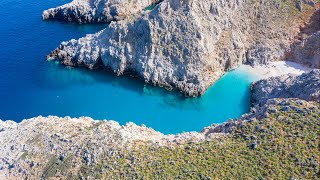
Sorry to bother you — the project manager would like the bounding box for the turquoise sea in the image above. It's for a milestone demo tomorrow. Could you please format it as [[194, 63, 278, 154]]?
[[0, 0, 260, 134]]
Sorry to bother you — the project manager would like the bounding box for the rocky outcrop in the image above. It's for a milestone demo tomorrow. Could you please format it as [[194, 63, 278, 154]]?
[[48, 0, 311, 96], [291, 31, 320, 68], [289, 7, 320, 68], [251, 70, 320, 106], [0, 98, 318, 178], [0, 116, 208, 178], [42, 0, 160, 23]]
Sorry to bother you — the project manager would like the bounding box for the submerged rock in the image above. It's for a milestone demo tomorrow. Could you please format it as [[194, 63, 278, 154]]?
[[48, 0, 305, 96], [42, 0, 160, 23], [251, 70, 320, 106]]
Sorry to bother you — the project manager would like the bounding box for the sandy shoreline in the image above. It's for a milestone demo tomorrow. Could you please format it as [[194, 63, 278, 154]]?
[[236, 61, 312, 80]]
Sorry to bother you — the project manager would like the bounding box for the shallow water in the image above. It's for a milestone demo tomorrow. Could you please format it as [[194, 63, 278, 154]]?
[[0, 0, 260, 134]]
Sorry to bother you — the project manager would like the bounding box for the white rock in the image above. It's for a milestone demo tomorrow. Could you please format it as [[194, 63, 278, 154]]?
[[48, 0, 302, 96], [42, 0, 160, 23]]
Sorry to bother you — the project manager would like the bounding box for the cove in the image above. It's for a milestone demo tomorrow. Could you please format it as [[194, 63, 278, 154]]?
[[0, 0, 259, 134]]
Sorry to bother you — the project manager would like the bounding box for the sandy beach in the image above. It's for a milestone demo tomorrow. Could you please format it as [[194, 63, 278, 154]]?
[[236, 61, 312, 80]]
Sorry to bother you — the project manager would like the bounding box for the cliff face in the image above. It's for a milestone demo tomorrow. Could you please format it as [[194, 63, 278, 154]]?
[[1, 98, 319, 179], [48, 0, 313, 96], [289, 8, 320, 68], [291, 31, 320, 68], [251, 70, 320, 106], [42, 0, 160, 23]]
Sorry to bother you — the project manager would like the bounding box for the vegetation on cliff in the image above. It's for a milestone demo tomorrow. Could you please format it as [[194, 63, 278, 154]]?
[[79, 99, 319, 179]]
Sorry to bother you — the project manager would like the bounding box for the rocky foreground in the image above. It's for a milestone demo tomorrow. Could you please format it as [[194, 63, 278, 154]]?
[[0, 98, 319, 179], [252, 69, 320, 106], [0, 71, 319, 179], [47, 0, 319, 96]]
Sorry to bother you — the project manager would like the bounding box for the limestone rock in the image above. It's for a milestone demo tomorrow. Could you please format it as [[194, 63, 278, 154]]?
[[291, 31, 320, 68], [251, 70, 320, 106], [289, 6, 319, 68], [42, 0, 160, 23], [48, 0, 302, 96]]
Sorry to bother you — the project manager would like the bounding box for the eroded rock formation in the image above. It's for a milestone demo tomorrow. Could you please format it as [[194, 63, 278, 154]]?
[[42, 0, 160, 23], [251, 70, 320, 106], [289, 8, 320, 68], [48, 0, 313, 96]]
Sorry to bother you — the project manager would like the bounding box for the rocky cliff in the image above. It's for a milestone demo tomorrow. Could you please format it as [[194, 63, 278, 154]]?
[[289, 7, 320, 68], [291, 31, 320, 68], [1, 0, 318, 179], [47, 0, 318, 96], [251, 69, 320, 106], [42, 0, 160, 23]]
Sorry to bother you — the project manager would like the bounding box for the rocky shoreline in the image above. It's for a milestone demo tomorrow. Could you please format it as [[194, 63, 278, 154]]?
[[0, 0, 319, 178], [251, 69, 320, 106], [1, 97, 319, 178], [45, 0, 319, 97], [42, 0, 161, 23], [1, 70, 320, 178]]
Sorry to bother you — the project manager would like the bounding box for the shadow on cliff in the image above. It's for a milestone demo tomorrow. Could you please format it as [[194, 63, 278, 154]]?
[[287, 8, 320, 68], [35, 60, 149, 93], [33, 60, 206, 110], [42, 20, 108, 34], [297, 8, 320, 37]]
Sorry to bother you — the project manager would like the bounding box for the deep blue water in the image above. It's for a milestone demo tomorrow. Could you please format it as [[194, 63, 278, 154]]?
[[0, 0, 259, 134]]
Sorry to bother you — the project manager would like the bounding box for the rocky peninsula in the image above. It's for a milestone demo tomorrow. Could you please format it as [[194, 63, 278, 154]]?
[[46, 0, 319, 96], [42, 0, 161, 23]]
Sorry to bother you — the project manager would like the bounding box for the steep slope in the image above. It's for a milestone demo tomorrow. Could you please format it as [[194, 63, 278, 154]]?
[[251, 70, 320, 106], [289, 7, 320, 68], [48, 0, 316, 96]]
